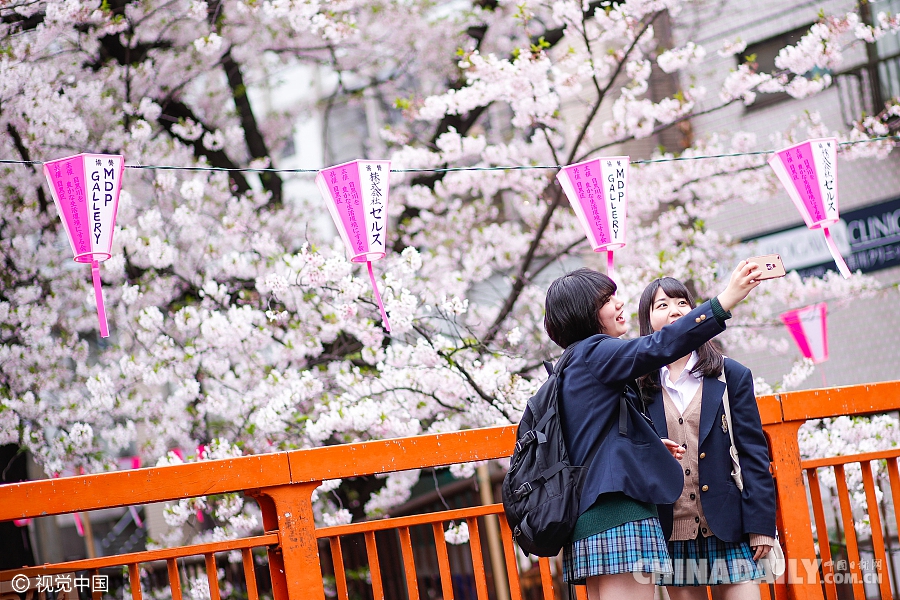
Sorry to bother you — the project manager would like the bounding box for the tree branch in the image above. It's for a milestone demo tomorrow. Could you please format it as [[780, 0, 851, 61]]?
[[481, 12, 662, 345], [220, 47, 283, 206], [6, 123, 48, 214], [158, 98, 251, 195]]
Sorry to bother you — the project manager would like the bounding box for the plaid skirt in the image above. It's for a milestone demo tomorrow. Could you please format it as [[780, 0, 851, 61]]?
[[660, 534, 766, 586], [563, 517, 673, 585]]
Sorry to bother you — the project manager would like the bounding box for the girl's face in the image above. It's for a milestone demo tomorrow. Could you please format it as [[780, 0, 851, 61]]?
[[649, 288, 691, 332], [598, 295, 627, 337]]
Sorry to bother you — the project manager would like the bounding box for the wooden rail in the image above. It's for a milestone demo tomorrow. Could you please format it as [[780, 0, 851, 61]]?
[[1, 380, 899, 600]]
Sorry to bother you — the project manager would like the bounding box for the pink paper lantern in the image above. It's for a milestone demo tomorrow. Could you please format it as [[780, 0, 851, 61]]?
[[556, 156, 629, 279], [315, 160, 392, 331], [43, 153, 125, 338], [768, 138, 850, 278], [779, 303, 829, 364]]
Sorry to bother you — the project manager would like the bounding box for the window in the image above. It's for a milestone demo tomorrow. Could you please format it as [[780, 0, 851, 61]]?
[[740, 25, 815, 110], [869, 0, 900, 105]]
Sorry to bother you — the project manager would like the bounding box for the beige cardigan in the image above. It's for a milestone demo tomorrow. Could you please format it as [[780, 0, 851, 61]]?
[[663, 387, 775, 548]]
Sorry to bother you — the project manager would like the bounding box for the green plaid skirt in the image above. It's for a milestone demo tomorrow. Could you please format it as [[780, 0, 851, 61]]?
[[660, 534, 766, 586], [563, 517, 673, 585]]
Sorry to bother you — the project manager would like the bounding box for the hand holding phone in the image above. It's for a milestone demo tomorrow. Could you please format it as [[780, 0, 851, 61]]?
[[747, 254, 786, 280]]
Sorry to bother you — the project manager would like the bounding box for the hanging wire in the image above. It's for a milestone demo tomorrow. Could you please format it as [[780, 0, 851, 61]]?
[[1, 136, 898, 175]]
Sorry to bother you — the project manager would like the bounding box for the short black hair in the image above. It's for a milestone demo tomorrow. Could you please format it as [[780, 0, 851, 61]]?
[[544, 268, 617, 348], [636, 277, 724, 391]]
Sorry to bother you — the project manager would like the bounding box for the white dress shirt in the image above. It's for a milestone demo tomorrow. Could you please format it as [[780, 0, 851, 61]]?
[[660, 351, 702, 415]]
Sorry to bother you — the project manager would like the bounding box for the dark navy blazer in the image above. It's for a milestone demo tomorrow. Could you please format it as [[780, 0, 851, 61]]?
[[646, 358, 777, 542], [558, 301, 728, 515]]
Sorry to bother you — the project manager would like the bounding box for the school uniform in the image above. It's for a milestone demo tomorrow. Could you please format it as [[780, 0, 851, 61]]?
[[557, 300, 730, 584], [646, 356, 777, 586]]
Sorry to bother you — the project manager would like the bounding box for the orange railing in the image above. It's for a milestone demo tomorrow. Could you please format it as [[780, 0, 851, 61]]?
[[1, 380, 900, 600]]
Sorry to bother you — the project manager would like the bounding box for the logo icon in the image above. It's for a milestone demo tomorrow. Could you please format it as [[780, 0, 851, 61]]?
[[12, 574, 30, 593]]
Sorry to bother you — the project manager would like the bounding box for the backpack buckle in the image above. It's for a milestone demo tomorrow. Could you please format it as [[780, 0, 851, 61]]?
[[514, 481, 533, 500], [515, 430, 537, 453]]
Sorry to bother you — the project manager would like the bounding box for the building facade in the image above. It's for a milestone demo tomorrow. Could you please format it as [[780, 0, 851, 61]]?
[[668, 0, 900, 389]]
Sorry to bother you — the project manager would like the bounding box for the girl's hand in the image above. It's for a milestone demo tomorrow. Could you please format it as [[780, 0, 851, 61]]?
[[661, 438, 685, 460], [752, 544, 773, 561], [717, 260, 762, 312]]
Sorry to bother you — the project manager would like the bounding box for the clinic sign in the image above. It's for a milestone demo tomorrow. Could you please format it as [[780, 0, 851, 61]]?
[[746, 196, 900, 277]]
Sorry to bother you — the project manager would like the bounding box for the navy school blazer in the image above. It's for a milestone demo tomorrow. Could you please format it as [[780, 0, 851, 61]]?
[[558, 301, 727, 516], [646, 358, 777, 542]]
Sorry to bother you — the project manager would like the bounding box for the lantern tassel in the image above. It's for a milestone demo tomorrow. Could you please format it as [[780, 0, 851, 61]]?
[[91, 261, 110, 337], [606, 251, 616, 282], [822, 227, 851, 279], [367, 261, 391, 332]]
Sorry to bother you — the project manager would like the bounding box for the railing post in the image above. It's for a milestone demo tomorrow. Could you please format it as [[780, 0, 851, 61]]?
[[765, 420, 823, 600], [248, 482, 324, 600], [250, 492, 289, 600]]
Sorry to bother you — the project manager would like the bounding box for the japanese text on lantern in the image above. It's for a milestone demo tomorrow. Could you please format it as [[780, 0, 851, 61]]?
[[786, 147, 823, 222], [62, 160, 88, 254], [575, 164, 607, 242], [329, 171, 339, 204], [340, 167, 364, 253], [367, 164, 384, 248], [819, 142, 835, 214], [88, 158, 117, 245], [607, 160, 625, 238]]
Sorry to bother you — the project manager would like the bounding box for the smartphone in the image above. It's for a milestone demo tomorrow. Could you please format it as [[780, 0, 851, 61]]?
[[747, 254, 786, 279]]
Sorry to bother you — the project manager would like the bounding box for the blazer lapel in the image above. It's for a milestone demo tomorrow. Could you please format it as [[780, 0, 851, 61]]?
[[699, 375, 726, 445], [647, 389, 668, 438]]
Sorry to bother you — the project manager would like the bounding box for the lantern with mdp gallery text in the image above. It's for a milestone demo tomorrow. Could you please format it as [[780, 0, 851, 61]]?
[[43, 153, 125, 338], [556, 157, 629, 280]]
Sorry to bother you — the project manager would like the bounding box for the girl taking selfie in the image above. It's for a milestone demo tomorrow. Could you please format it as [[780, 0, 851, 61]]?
[[637, 276, 776, 600], [543, 261, 760, 600]]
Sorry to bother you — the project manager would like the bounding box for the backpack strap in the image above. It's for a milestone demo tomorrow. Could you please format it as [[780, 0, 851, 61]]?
[[518, 344, 579, 453], [532, 344, 578, 432], [513, 341, 625, 500], [554, 343, 579, 374], [618, 393, 628, 436]]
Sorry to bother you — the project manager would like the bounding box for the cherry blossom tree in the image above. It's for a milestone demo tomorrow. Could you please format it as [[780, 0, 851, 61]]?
[[1, 0, 898, 543]]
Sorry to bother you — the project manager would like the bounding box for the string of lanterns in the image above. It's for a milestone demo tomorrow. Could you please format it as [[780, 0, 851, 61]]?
[[34, 138, 851, 364]]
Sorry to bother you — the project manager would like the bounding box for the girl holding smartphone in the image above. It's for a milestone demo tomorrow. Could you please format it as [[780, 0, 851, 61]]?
[[636, 277, 776, 600], [543, 261, 760, 599]]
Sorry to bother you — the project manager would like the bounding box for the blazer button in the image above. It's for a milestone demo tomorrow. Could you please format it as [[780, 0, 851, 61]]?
[[699, 452, 706, 459], [685, 468, 691, 476], [695, 317, 701, 323], [702, 485, 709, 492], [700, 314, 707, 321]]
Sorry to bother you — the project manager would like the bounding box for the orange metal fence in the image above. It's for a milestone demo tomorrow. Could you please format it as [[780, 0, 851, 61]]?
[[1, 380, 900, 600]]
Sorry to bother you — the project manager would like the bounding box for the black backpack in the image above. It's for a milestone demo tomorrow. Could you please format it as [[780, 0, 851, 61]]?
[[501, 342, 626, 557]]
